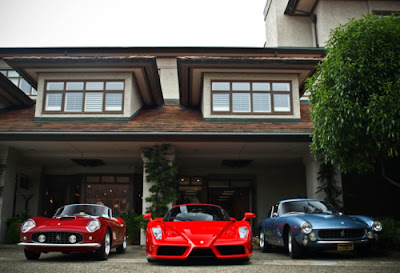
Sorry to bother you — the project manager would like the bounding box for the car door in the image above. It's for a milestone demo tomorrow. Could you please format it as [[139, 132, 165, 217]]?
[[265, 203, 280, 245]]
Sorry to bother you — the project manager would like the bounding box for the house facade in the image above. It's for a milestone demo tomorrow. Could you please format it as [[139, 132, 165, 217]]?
[[0, 0, 399, 243]]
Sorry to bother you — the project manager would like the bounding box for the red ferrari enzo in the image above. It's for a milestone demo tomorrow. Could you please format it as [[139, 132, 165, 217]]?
[[144, 203, 255, 262], [19, 204, 127, 260]]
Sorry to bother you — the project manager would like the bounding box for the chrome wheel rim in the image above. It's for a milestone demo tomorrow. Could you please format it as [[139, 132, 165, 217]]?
[[288, 232, 292, 254], [122, 235, 127, 249], [259, 232, 265, 248], [105, 233, 111, 255]]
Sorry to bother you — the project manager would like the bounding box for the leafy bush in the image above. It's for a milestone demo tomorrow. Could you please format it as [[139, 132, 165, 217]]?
[[120, 210, 144, 244], [6, 210, 30, 244], [377, 219, 400, 250]]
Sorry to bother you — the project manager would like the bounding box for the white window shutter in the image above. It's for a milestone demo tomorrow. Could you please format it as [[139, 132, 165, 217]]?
[[64, 93, 83, 112], [273, 94, 290, 112], [45, 93, 62, 111], [85, 92, 103, 112], [232, 93, 250, 112], [253, 93, 271, 112], [105, 93, 123, 111], [212, 93, 230, 111]]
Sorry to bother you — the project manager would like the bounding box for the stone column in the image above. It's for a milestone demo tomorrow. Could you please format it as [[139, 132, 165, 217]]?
[[0, 146, 19, 243], [140, 146, 175, 245], [302, 153, 343, 206]]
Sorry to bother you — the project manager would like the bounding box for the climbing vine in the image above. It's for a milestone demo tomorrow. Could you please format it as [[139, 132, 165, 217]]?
[[141, 144, 178, 218], [316, 163, 342, 209]]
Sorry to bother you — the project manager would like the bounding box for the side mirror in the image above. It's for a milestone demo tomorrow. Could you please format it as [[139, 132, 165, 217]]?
[[143, 213, 153, 222], [272, 212, 278, 218], [243, 212, 256, 221]]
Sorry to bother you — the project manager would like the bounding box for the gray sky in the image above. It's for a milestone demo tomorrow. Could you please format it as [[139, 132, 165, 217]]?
[[0, 0, 267, 47]]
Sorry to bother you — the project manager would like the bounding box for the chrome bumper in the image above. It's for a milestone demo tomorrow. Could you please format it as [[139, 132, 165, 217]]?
[[316, 239, 369, 244], [18, 242, 101, 247]]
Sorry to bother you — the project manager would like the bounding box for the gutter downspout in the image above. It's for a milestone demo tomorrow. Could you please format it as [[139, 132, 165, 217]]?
[[311, 0, 320, 48]]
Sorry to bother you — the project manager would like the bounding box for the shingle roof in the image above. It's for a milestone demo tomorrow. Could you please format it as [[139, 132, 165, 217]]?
[[0, 102, 313, 140]]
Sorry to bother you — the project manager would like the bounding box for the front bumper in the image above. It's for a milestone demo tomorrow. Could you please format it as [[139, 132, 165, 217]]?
[[18, 242, 101, 247]]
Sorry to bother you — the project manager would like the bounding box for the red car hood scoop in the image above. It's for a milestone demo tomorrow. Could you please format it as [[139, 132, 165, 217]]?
[[164, 221, 232, 246], [59, 216, 76, 221]]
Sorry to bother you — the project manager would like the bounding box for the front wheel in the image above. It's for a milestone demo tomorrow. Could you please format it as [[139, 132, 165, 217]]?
[[259, 230, 271, 252], [24, 249, 41, 260], [96, 230, 111, 260], [287, 229, 303, 259], [116, 233, 127, 254]]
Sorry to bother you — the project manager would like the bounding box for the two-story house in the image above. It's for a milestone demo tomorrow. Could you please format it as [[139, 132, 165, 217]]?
[[0, 0, 399, 243]]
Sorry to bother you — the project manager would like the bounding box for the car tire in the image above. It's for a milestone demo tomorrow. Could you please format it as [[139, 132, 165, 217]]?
[[259, 230, 272, 252], [96, 230, 111, 260], [116, 233, 127, 254], [287, 229, 303, 259], [24, 249, 41, 260]]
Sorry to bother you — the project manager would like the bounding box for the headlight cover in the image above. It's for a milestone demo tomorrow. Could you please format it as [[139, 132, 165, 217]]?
[[21, 219, 36, 233], [301, 221, 312, 234], [152, 227, 162, 240], [372, 221, 382, 232], [238, 226, 249, 239], [86, 219, 101, 232]]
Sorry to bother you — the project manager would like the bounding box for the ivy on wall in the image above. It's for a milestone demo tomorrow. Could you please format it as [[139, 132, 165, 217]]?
[[141, 144, 178, 218]]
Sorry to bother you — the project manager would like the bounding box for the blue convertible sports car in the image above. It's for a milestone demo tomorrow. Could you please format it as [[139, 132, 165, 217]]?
[[258, 199, 382, 258]]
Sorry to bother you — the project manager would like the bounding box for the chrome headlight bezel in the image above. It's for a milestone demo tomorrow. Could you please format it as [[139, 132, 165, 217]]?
[[238, 226, 249, 239], [21, 219, 36, 233], [152, 227, 162, 240], [372, 221, 382, 232], [86, 219, 101, 233], [301, 221, 312, 234]]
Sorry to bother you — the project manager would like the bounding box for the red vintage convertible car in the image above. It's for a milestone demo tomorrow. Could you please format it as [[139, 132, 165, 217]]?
[[144, 203, 255, 262], [19, 204, 127, 260]]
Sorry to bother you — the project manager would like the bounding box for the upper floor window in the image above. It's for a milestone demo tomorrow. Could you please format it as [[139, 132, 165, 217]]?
[[44, 80, 124, 113], [211, 81, 292, 114], [1, 69, 37, 96]]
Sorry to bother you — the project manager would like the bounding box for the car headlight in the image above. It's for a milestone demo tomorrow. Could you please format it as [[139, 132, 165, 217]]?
[[152, 227, 162, 240], [301, 221, 312, 234], [238, 226, 249, 239], [21, 219, 36, 233], [86, 219, 101, 232], [372, 221, 382, 232]]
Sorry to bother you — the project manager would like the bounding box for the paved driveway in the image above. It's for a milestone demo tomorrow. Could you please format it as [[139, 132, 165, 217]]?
[[1, 244, 399, 273]]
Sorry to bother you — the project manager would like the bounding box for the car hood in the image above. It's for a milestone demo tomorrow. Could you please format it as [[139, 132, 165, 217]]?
[[33, 216, 94, 231], [163, 221, 233, 246], [296, 214, 369, 229]]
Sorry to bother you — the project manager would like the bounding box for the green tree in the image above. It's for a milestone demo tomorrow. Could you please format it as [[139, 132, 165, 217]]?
[[142, 144, 178, 218], [306, 14, 400, 186]]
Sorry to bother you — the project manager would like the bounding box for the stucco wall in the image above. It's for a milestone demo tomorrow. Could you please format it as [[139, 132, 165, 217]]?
[[202, 73, 301, 120], [156, 58, 179, 101], [264, 0, 313, 47], [35, 72, 142, 118]]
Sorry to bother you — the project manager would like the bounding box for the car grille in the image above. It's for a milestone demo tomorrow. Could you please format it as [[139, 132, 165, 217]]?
[[318, 229, 366, 240], [31, 232, 84, 244], [157, 246, 187, 256], [216, 245, 245, 255], [188, 248, 216, 258]]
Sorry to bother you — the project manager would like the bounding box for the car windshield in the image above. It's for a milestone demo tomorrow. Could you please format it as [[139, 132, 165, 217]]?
[[54, 204, 110, 218], [281, 200, 338, 215], [164, 204, 231, 221]]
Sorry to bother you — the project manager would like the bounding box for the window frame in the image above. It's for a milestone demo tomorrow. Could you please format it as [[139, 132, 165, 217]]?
[[0, 69, 37, 96], [42, 79, 125, 114], [210, 80, 293, 115]]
